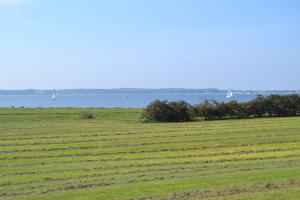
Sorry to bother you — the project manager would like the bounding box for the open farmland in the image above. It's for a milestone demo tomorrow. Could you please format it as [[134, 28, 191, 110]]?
[[0, 108, 300, 200]]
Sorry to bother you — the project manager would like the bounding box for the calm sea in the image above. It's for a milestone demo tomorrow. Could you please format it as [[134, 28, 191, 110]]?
[[0, 93, 261, 108]]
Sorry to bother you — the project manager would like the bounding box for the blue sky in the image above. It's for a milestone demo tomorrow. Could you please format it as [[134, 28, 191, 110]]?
[[0, 0, 299, 90]]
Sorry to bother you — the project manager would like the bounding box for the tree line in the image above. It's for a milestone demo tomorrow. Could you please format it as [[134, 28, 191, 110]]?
[[141, 94, 300, 122]]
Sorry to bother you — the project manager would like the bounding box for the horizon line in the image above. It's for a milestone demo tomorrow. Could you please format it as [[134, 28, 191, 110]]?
[[0, 88, 299, 91]]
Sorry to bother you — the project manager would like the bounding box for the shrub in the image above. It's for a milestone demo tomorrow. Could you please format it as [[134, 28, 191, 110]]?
[[142, 100, 192, 122], [80, 112, 94, 119]]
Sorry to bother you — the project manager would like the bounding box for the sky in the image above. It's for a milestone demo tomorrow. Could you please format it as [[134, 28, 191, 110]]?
[[0, 0, 299, 90]]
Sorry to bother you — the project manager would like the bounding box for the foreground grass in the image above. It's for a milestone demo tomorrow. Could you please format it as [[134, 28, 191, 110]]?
[[0, 108, 299, 200]]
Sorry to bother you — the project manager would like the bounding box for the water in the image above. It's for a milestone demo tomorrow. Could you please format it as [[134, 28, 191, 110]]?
[[0, 93, 259, 108]]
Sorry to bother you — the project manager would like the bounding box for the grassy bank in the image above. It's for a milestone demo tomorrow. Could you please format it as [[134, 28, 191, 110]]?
[[0, 108, 300, 200]]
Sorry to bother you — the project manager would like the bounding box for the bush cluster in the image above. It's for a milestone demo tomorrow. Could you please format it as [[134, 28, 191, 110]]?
[[142, 94, 300, 122], [141, 100, 191, 122], [80, 112, 94, 119]]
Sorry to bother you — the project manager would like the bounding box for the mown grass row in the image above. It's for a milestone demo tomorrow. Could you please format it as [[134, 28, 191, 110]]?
[[0, 108, 300, 200], [2, 159, 300, 198], [1, 116, 300, 137], [2, 122, 300, 143]]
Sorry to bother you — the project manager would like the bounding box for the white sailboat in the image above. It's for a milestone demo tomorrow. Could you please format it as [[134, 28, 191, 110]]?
[[52, 92, 56, 101], [226, 90, 233, 99]]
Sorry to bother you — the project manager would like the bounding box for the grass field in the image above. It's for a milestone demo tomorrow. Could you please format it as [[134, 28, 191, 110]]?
[[0, 108, 300, 200]]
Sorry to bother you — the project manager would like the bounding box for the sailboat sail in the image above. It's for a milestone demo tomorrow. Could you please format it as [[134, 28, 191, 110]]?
[[52, 92, 56, 100], [226, 90, 233, 98]]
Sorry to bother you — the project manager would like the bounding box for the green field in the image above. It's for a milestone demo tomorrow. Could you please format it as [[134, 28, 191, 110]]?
[[0, 108, 300, 200]]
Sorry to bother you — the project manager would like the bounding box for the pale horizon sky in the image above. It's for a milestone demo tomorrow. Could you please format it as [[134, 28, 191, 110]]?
[[0, 0, 299, 90]]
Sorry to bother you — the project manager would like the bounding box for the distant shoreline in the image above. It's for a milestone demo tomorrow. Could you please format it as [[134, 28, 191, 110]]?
[[0, 88, 299, 95]]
